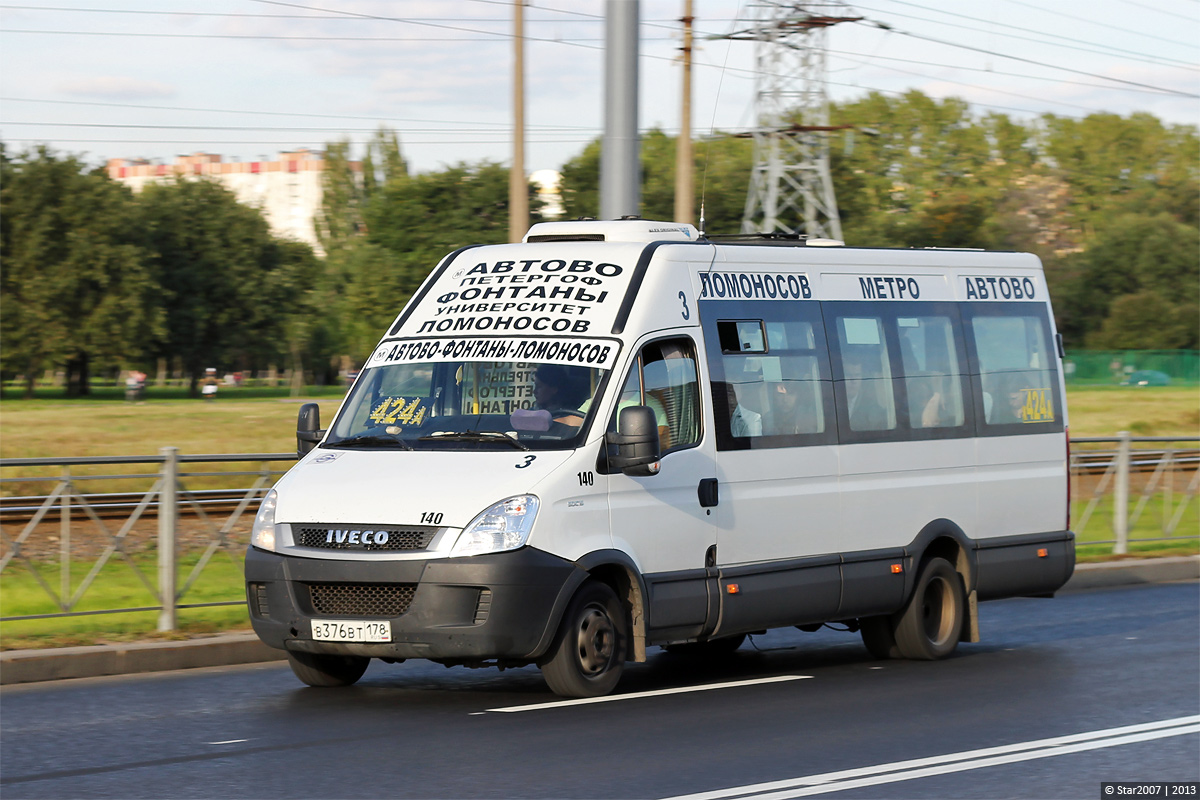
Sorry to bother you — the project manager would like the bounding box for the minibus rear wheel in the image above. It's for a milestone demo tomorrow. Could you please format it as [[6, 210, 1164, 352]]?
[[539, 580, 627, 697], [286, 651, 370, 687], [894, 557, 964, 660]]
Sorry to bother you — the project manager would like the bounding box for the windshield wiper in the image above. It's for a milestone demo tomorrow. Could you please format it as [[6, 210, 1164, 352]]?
[[330, 434, 413, 451], [418, 430, 530, 451]]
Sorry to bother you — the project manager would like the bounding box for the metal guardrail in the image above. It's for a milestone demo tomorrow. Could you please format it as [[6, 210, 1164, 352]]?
[[1, 436, 1197, 630], [0, 449, 295, 630], [1070, 434, 1199, 554]]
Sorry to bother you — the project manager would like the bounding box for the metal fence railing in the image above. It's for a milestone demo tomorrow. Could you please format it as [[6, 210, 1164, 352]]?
[[1070, 434, 1199, 553], [1, 437, 1196, 631], [0, 450, 295, 631]]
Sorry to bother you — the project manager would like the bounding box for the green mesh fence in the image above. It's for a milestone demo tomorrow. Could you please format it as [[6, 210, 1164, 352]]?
[[1064, 350, 1200, 386]]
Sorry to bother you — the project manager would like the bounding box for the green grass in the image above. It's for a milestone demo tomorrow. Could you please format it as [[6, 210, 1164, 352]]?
[[1076, 539, 1200, 563], [0, 550, 251, 650]]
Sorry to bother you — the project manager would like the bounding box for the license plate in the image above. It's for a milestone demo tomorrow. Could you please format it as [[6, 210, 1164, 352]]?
[[310, 619, 391, 643]]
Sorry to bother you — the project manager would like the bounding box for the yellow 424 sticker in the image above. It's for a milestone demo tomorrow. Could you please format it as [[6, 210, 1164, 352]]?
[[1020, 388, 1054, 423], [368, 397, 427, 426]]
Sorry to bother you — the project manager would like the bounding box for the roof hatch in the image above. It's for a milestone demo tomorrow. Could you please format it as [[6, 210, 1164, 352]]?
[[524, 218, 701, 244]]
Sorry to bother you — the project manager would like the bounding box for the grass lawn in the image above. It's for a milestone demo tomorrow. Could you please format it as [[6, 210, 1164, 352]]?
[[1, 383, 1196, 649]]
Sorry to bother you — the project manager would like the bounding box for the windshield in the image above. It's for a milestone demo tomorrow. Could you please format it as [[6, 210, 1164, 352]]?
[[328, 352, 613, 451]]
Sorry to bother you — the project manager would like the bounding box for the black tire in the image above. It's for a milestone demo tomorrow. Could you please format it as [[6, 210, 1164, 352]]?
[[539, 581, 627, 698], [893, 557, 964, 660], [664, 633, 746, 657], [286, 651, 370, 687], [859, 616, 900, 660]]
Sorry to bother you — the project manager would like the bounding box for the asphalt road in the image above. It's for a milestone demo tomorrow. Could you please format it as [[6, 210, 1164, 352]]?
[[2, 582, 1197, 800]]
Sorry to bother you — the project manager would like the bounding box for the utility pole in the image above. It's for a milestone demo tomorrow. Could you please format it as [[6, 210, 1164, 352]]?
[[601, 0, 640, 219], [509, 0, 528, 242], [674, 0, 694, 226], [729, 2, 859, 238]]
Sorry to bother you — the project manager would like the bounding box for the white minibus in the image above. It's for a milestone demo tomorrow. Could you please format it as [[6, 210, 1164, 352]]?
[[245, 219, 1074, 696]]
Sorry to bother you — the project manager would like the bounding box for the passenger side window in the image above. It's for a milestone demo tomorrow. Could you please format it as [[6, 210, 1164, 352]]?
[[703, 305, 835, 450], [608, 338, 701, 453], [834, 316, 897, 433], [969, 310, 1060, 428], [897, 316, 965, 429]]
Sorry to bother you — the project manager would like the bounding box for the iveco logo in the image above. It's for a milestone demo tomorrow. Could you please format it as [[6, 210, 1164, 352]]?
[[325, 529, 390, 545]]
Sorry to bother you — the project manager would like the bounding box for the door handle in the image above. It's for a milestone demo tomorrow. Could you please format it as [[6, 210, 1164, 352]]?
[[698, 478, 719, 508]]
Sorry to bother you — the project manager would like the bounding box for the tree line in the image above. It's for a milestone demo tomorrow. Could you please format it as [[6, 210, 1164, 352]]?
[[2, 91, 1196, 397]]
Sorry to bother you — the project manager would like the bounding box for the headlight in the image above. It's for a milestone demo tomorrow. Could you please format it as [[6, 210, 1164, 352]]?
[[450, 495, 539, 558], [251, 489, 279, 551]]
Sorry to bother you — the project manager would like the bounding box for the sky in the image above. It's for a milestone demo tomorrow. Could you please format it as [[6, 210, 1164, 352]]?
[[1, 0, 1197, 176]]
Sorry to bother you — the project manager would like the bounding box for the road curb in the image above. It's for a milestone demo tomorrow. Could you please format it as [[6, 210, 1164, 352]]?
[[2, 557, 1197, 686], [1, 632, 284, 686], [1060, 555, 1199, 592]]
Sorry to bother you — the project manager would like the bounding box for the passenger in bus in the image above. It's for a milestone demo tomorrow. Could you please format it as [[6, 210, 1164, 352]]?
[[909, 376, 948, 428], [987, 373, 1029, 425], [765, 381, 820, 435], [727, 383, 762, 437], [843, 351, 890, 431], [533, 365, 590, 427]]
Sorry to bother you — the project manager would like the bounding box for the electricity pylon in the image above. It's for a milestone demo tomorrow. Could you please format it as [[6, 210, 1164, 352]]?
[[730, 2, 859, 238]]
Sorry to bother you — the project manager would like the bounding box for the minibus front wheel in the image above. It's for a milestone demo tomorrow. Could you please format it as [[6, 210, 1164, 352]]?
[[539, 580, 627, 697], [286, 651, 370, 687]]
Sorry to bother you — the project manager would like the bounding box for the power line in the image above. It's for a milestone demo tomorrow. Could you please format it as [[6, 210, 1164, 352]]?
[[1112, 0, 1200, 23], [0, 120, 592, 134], [833, 54, 1114, 114], [0, 28, 646, 43], [826, 48, 1186, 97], [0, 96, 594, 130], [999, 0, 1198, 50], [853, 20, 1200, 96], [1, 137, 598, 146], [245, 0, 597, 48], [854, 1, 1198, 70]]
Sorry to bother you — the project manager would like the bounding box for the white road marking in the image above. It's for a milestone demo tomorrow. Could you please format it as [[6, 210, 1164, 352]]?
[[662, 715, 1200, 800], [207, 739, 249, 745], [484, 675, 812, 714]]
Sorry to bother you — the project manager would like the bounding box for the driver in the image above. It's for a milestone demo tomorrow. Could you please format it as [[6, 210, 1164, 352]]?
[[533, 365, 590, 427]]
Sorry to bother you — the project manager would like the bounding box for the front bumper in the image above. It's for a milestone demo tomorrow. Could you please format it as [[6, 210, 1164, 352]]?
[[244, 546, 586, 661]]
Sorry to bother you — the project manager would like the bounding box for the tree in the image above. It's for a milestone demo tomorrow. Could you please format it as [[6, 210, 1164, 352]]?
[[557, 129, 752, 234], [0, 145, 160, 396], [1058, 213, 1200, 349], [139, 177, 314, 394]]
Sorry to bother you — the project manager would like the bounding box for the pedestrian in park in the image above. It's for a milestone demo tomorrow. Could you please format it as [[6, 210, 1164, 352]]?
[[202, 368, 219, 401]]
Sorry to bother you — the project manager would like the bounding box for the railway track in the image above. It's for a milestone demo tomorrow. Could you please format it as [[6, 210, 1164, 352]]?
[[0, 488, 269, 523]]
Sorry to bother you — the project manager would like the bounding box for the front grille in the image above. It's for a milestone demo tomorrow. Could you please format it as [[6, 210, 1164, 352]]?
[[296, 525, 436, 552], [307, 583, 416, 617]]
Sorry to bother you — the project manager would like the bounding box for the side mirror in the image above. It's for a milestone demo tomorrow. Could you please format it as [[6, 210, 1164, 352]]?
[[297, 403, 325, 457], [605, 406, 661, 476]]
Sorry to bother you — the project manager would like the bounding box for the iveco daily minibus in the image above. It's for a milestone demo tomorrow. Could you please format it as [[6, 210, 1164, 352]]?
[[246, 218, 1074, 697]]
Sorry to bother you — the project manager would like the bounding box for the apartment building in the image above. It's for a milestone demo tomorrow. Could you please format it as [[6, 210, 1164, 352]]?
[[107, 150, 360, 256]]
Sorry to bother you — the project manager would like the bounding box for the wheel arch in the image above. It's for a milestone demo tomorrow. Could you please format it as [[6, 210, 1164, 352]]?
[[575, 549, 649, 662], [908, 519, 976, 591], [907, 519, 979, 644]]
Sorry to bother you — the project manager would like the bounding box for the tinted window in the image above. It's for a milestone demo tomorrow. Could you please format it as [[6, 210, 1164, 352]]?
[[700, 300, 835, 450], [965, 303, 1062, 433], [897, 315, 965, 429]]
